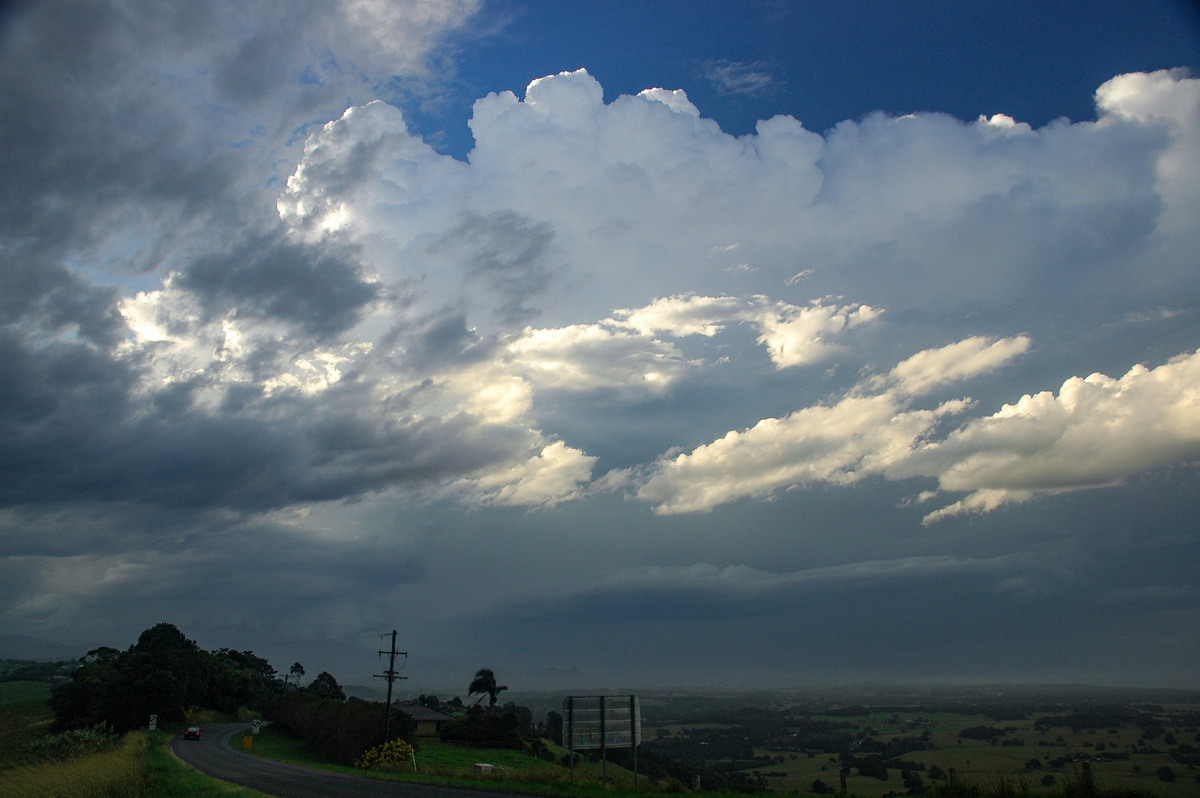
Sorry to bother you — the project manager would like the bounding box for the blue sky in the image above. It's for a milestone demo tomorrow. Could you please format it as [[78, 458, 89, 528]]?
[[416, 0, 1200, 157], [1, 0, 1198, 692]]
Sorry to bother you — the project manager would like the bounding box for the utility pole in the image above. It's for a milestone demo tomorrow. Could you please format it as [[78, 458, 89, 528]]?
[[375, 630, 407, 740]]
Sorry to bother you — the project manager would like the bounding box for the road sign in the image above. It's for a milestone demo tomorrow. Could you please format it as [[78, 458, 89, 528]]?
[[563, 695, 642, 787], [562, 695, 640, 750], [149, 714, 158, 731]]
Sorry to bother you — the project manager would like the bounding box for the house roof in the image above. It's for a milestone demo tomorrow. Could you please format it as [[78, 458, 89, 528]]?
[[394, 701, 457, 722]]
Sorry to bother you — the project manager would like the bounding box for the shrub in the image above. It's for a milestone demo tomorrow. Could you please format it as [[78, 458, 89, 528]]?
[[356, 738, 416, 771], [439, 705, 522, 747], [21, 723, 120, 760], [266, 692, 414, 766]]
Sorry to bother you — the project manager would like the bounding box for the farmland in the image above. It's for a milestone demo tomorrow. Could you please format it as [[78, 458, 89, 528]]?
[[630, 684, 1200, 796]]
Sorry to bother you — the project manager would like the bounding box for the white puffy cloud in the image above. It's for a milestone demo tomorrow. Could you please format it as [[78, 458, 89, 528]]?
[[899, 349, 1200, 521], [882, 335, 1033, 396], [1095, 69, 1200, 237], [460, 440, 597, 508], [630, 336, 1028, 514], [612, 294, 882, 368], [504, 323, 694, 396], [630, 336, 1200, 519], [273, 67, 1200, 373]]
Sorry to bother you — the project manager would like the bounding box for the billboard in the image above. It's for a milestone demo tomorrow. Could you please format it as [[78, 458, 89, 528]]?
[[562, 695, 641, 751]]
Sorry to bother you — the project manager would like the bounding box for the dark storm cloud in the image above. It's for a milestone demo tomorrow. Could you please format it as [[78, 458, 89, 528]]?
[[176, 233, 379, 337], [0, 255, 125, 345], [0, 510, 429, 652], [495, 555, 1031, 626], [434, 210, 557, 325], [0, 1, 509, 524], [395, 309, 500, 371], [214, 26, 303, 104], [0, 370, 526, 515], [0, 3, 249, 260]]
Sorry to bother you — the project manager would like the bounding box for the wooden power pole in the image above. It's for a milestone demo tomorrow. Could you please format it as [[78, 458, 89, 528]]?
[[375, 630, 407, 740]]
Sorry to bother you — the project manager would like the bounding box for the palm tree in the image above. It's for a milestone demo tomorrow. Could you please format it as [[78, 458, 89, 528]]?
[[468, 668, 508, 711], [285, 662, 305, 692]]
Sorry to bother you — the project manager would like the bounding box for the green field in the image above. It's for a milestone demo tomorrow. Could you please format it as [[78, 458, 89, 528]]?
[[687, 707, 1200, 797]]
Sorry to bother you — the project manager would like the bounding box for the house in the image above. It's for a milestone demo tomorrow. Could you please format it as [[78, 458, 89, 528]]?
[[394, 701, 457, 738]]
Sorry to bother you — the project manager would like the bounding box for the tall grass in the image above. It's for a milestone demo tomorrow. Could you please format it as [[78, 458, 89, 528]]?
[[0, 730, 150, 798]]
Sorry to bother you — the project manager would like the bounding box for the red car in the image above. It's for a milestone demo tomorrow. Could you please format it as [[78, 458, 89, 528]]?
[[184, 726, 201, 740]]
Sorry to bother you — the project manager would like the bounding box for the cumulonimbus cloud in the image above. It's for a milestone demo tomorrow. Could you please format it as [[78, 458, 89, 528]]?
[[8, 63, 1199, 522]]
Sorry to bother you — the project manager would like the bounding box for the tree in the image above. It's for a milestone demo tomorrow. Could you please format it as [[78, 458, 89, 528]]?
[[50, 623, 208, 732], [210, 649, 281, 709], [307, 671, 346, 700], [501, 701, 533, 736], [440, 704, 521, 746], [468, 668, 507, 711], [286, 662, 305, 691], [546, 710, 563, 745]]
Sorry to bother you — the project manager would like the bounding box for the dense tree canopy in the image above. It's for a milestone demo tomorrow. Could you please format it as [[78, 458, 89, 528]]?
[[49, 622, 290, 732]]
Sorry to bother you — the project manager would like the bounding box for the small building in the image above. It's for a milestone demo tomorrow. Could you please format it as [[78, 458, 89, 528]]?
[[395, 701, 457, 738]]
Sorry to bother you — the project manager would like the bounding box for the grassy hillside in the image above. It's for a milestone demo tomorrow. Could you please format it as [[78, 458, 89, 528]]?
[[0, 681, 55, 770]]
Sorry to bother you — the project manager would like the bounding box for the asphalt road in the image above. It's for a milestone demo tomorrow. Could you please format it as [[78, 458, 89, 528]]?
[[170, 723, 515, 798]]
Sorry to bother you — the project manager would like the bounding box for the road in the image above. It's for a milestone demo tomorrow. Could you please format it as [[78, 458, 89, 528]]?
[[170, 723, 516, 798]]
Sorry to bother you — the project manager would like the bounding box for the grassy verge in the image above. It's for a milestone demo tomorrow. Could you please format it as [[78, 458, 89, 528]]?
[[243, 725, 722, 797], [144, 729, 274, 797]]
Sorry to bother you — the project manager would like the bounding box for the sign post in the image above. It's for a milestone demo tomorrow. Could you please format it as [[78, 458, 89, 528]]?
[[148, 714, 157, 731], [563, 695, 641, 787]]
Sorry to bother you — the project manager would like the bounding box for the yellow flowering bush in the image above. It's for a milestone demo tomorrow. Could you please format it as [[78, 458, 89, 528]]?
[[355, 738, 416, 771]]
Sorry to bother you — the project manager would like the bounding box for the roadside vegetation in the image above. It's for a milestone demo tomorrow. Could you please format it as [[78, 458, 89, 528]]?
[[0, 680, 270, 797]]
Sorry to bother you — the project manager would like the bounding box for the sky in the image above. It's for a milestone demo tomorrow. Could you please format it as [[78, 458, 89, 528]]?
[[1, 0, 1199, 693]]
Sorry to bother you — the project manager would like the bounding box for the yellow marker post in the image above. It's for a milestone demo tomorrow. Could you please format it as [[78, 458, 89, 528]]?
[[243, 735, 254, 750]]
